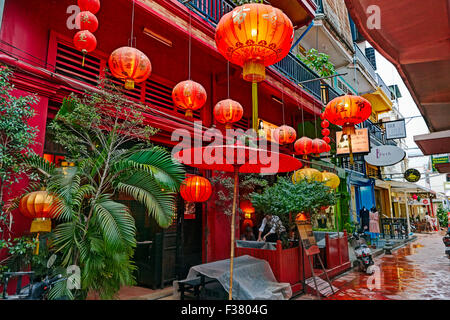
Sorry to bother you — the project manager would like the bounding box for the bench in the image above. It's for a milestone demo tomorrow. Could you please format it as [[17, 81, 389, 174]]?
[[178, 275, 218, 300]]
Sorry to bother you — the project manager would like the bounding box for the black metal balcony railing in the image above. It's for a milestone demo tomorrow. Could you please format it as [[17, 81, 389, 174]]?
[[363, 119, 383, 143], [354, 44, 377, 82], [180, 0, 327, 101]]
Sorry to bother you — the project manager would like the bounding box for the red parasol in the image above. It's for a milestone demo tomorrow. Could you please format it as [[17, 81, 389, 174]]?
[[173, 144, 302, 300]]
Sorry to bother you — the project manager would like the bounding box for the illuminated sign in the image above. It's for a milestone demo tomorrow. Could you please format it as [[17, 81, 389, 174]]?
[[336, 128, 370, 155], [258, 119, 279, 142]]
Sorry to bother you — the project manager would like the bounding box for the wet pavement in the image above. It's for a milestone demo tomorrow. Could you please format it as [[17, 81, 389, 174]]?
[[324, 232, 450, 300]]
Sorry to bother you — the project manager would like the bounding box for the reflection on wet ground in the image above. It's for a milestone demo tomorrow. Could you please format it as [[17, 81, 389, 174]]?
[[326, 233, 450, 300]]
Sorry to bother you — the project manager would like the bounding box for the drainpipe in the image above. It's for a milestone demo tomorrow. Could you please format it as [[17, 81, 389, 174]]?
[[404, 192, 411, 236], [290, 20, 314, 52]]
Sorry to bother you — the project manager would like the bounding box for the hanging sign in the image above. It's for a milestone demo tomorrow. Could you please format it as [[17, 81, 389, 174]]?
[[431, 154, 449, 172], [258, 119, 279, 142], [404, 168, 421, 182], [336, 128, 370, 155], [364, 145, 406, 166], [385, 119, 406, 139]]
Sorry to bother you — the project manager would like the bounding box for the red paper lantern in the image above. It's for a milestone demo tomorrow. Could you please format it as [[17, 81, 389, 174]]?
[[321, 128, 330, 137], [321, 120, 329, 128], [180, 176, 212, 203], [75, 11, 99, 33], [323, 136, 331, 144], [294, 137, 313, 159], [242, 219, 254, 229], [311, 138, 327, 156], [273, 125, 297, 145], [215, 3, 293, 82], [172, 80, 207, 118], [213, 99, 244, 129], [240, 200, 255, 215], [73, 30, 97, 66], [108, 47, 152, 90], [324, 95, 372, 136], [78, 0, 100, 14], [325, 143, 331, 152]]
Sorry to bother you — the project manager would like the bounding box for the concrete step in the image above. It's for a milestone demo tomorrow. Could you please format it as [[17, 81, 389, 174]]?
[[305, 276, 338, 297]]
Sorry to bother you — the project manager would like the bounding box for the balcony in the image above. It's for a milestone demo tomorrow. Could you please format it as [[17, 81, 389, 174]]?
[[363, 119, 397, 146], [376, 73, 393, 101], [354, 44, 377, 82], [180, 0, 327, 102]]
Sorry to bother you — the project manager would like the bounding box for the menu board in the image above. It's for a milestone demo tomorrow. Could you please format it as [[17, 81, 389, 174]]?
[[295, 221, 320, 256], [258, 119, 279, 142]]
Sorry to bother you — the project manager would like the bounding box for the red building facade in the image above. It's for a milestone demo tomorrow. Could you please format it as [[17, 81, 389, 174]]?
[[0, 0, 334, 285]]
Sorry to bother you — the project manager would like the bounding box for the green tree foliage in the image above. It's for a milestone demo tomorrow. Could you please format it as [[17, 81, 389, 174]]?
[[0, 66, 39, 236], [250, 177, 337, 227], [19, 81, 185, 299], [437, 204, 448, 229], [298, 48, 336, 78]]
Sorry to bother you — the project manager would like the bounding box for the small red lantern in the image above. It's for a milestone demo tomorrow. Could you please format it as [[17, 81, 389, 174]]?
[[321, 120, 329, 128], [242, 219, 254, 229], [109, 47, 152, 90], [75, 11, 99, 33], [213, 99, 244, 129], [320, 113, 325, 120], [78, 0, 101, 14], [321, 128, 330, 137], [323, 136, 331, 144], [180, 176, 212, 203], [240, 200, 255, 216], [311, 138, 327, 156], [325, 143, 331, 152], [294, 137, 313, 159], [172, 80, 207, 118], [273, 125, 297, 145], [73, 30, 97, 66]]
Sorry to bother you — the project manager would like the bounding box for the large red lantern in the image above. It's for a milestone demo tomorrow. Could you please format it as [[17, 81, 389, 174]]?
[[213, 99, 244, 129], [75, 11, 99, 33], [108, 47, 152, 90], [73, 30, 97, 66], [273, 125, 297, 145], [294, 137, 313, 159], [78, 0, 101, 14], [311, 138, 327, 156], [324, 95, 372, 163], [324, 95, 372, 136], [19, 191, 60, 233], [180, 176, 212, 203], [215, 3, 294, 83], [172, 80, 207, 118]]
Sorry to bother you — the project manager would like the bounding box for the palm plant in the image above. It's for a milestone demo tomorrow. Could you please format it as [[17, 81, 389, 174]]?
[[15, 81, 185, 299]]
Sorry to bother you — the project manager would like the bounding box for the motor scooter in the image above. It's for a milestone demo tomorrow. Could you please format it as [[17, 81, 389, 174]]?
[[443, 229, 450, 259], [350, 232, 375, 274]]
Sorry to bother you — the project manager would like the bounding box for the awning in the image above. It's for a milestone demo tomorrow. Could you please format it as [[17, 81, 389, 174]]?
[[388, 180, 436, 194], [362, 87, 393, 115], [347, 170, 374, 186], [374, 179, 390, 189], [414, 130, 450, 156]]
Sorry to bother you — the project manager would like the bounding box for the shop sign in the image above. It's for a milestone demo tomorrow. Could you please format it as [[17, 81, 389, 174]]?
[[258, 119, 278, 142], [431, 154, 449, 172], [364, 145, 406, 167], [404, 168, 420, 182], [385, 119, 406, 139], [336, 128, 370, 155]]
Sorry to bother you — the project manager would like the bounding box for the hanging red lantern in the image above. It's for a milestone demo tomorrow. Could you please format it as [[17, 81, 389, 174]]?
[[294, 137, 313, 159], [180, 176, 212, 203], [172, 80, 207, 118], [321, 120, 329, 128], [213, 99, 244, 129], [19, 191, 60, 233], [78, 0, 101, 14], [324, 95, 371, 136], [324, 95, 372, 163], [311, 138, 327, 156], [108, 47, 152, 90], [75, 11, 99, 33], [215, 3, 293, 83], [240, 200, 255, 219], [73, 30, 97, 66], [325, 143, 331, 153], [273, 125, 297, 145], [321, 128, 330, 137], [320, 113, 325, 120], [323, 136, 331, 144]]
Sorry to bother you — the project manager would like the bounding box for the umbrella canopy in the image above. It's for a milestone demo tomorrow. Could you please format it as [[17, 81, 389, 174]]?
[[173, 144, 302, 173], [173, 143, 302, 300]]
